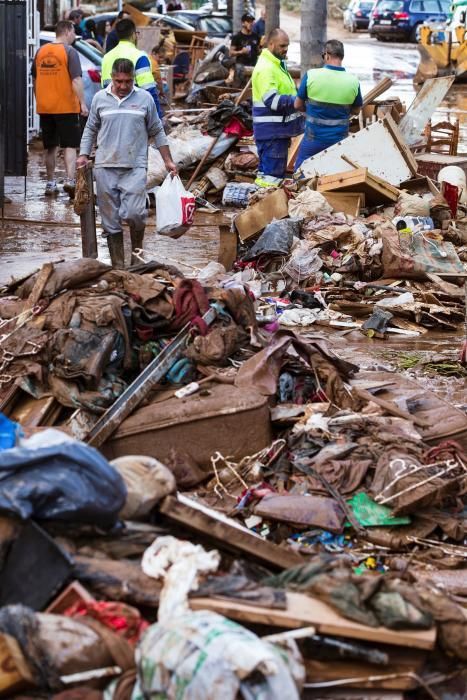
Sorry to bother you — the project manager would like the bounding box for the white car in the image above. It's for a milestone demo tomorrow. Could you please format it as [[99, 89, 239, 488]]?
[[38, 31, 102, 110]]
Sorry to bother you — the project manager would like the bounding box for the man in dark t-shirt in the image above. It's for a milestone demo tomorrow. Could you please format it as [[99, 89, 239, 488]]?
[[230, 13, 260, 67]]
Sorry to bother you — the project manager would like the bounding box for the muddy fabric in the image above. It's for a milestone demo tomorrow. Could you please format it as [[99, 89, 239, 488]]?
[[194, 571, 287, 609], [184, 319, 243, 365], [170, 279, 210, 332], [0, 604, 60, 689], [254, 494, 346, 533], [74, 556, 162, 607], [371, 446, 461, 516], [235, 330, 359, 410], [17, 259, 110, 299], [415, 586, 467, 661], [265, 555, 433, 630], [303, 456, 372, 496], [53, 327, 119, 386]]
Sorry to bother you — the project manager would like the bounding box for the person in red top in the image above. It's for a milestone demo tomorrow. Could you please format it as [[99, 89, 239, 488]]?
[[32, 20, 88, 197]]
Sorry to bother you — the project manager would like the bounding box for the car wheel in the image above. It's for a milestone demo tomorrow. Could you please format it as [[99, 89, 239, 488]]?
[[409, 24, 420, 42], [375, 34, 386, 41]]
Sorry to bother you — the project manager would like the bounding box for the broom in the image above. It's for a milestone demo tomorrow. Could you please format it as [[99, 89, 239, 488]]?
[[459, 280, 467, 365]]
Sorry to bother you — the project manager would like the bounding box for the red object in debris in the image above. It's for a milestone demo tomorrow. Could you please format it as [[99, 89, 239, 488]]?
[[223, 117, 253, 138], [441, 181, 460, 218], [87, 69, 101, 83], [64, 600, 149, 645]]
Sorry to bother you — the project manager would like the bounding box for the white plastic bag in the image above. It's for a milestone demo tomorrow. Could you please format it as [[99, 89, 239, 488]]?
[[156, 174, 195, 238]]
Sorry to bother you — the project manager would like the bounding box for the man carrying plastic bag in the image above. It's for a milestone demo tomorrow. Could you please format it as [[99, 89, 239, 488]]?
[[78, 57, 178, 268]]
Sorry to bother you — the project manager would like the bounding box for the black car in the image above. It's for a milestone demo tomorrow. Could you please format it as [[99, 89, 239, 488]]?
[[369, 0, 450, 41], [167, 11, 233, 37], [343, 0, 376, 32]]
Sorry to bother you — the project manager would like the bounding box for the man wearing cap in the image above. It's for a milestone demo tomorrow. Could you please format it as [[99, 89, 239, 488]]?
[[294, 39, 362, 171], [230, 13, 260, 67]]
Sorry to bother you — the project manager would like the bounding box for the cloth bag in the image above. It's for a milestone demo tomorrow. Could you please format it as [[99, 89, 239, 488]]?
[[381, 222, 465, 280], [155, 175, 195, 238]]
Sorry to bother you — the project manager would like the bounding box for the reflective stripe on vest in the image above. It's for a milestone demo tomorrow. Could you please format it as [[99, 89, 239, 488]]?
[[306, 115, 349, 126], [253, 112, 303, 124]]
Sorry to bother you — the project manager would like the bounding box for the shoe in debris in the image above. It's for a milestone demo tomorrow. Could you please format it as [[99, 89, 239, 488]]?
[[45, 181, 59, 196]]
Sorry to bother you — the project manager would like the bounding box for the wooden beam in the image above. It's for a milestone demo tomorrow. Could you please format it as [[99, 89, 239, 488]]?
[[160, 494, 303, 570], [190, 592, 436, 650]]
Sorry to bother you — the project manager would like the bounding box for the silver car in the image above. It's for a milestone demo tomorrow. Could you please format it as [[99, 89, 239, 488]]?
[[38, 31, 102, 110]]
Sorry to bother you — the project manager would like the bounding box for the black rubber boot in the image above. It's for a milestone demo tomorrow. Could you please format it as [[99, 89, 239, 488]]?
[[130, 227, 145, 265], [107, 232, 125, 269]]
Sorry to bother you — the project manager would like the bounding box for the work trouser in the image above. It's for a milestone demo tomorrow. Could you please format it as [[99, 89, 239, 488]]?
[[94, 167, 147, 236], [295, 138, 330, 171], [255, 138, 290, 187]]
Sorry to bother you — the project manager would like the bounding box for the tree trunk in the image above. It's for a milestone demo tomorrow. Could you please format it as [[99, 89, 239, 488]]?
[[212, 0, 219, 10], [233, 0, 243, 33], [301, 0, 327, 74], [265, 0, 280, 35], [226, 0, 233, 18]]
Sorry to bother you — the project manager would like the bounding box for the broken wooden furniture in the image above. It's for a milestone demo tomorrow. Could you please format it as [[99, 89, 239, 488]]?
[[317, 167, 399, 207], [424, 118, 460, 156]]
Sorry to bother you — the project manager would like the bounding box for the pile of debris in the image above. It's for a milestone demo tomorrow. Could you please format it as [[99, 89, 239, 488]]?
[[0, 232, 466, 697], [1, 64, 467, 698]]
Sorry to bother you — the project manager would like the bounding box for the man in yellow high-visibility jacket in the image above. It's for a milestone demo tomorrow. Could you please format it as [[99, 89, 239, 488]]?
[[252, 29, 304, 187], [102, 18, 163, 118]]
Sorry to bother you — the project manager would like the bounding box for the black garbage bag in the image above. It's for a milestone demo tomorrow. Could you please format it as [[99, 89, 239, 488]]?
[[245, 219, 302, 261], [0, 441, 126, 527]]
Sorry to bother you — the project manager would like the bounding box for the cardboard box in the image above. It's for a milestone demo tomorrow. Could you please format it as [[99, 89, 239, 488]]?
[[234, 188, 289, 242]]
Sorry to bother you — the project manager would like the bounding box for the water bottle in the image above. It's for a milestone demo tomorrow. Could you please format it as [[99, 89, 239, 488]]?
[[393, 216, 434, 232]]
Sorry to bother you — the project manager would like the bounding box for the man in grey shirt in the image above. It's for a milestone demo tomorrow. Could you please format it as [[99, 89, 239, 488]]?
[[77, 57, 177, 268]]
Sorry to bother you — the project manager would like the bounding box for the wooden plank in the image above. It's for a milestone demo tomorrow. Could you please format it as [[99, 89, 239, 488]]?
[[190, 591, 436, 650], [160, 494, 303, 570], [286, 134, 304, 172], [362, 77, 393, 107], [321, 192, 364, 216], [234, 188, 289, 242], [218, 224, 237, 271], [317, 168, 398, 205], [384, 113, 419, 176]]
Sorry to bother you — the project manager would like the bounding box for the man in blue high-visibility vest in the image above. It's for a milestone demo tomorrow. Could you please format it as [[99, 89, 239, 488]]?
[[294, 39, 362, 171]]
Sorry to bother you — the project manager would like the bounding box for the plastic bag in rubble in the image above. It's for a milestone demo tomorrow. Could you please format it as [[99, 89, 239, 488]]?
[[0, 440, 126, 527], [147, 129, 236, 188], [156, 175, 196, 238], [283, 240, 323, 282], [395, 190, 431, 217], [288, 189, 332, 220], [245, 218, 301, 260], [129, 610, 304, 700], [111, 455, 176, 520], [141, 535, 220, 623]]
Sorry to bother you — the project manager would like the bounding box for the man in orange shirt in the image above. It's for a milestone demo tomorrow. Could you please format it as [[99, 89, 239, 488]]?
[[32, 20, 88, 197]]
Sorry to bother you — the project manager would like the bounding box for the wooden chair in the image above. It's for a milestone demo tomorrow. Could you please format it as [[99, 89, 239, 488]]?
[[424, 118, 460, 156]]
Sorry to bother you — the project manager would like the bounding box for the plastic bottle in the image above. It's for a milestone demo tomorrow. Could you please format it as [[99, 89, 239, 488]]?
[[392, 216, 434, 231]]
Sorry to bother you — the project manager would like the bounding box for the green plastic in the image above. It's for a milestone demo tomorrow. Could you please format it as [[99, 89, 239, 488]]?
[[346, 492, 410, 528]]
